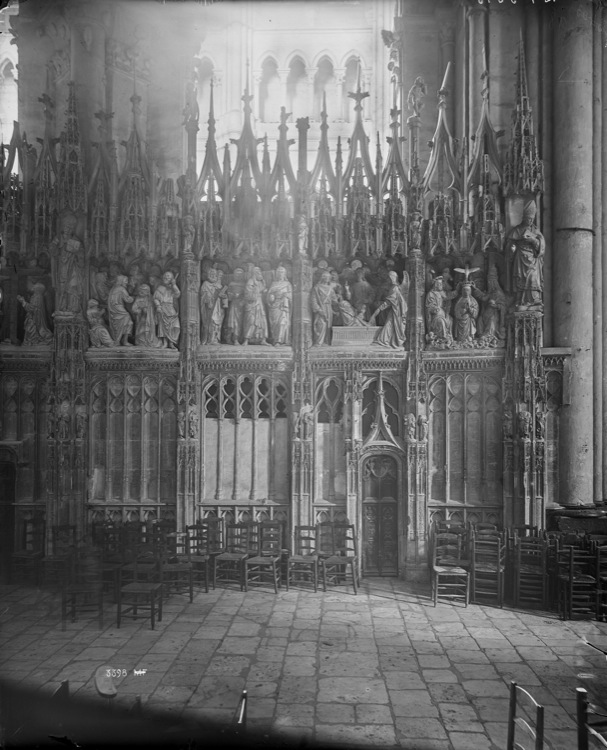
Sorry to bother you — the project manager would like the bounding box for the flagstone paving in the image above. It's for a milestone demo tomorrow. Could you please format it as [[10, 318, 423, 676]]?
[[1, 578, 606, 749]]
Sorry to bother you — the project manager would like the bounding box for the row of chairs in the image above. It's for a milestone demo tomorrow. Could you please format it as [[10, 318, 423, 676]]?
[[431, 523, 607, 618]]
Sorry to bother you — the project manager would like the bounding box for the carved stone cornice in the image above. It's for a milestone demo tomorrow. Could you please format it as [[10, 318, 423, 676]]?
[[541, 347, 571, 370], [423, 350, 505, 372], [199, 359, 292, 373], [311, 357, 405, 371], [0, 347, 52, 372], [86, 349, 179, 371]]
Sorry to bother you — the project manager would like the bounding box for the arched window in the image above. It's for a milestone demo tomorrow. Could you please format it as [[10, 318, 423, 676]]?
[[287, 56, 307, 121], [259, 57, 281, 123], [313, 56, 336, 120]]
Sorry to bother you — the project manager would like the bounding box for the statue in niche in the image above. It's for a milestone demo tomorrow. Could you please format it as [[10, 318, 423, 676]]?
[[535, 407, 546, 441], [293, 402, 314, 441], [518, 410, 532, 440], [297, 214, 309, 256], [188, 410, 199, 439], [86, 299, 114, 348], [57, 400, 71, 440], [418, 414, 429, 442], [506, 201, 545, 311], [224, 268, 246, 345], [154, 271, 181, 349], [177, 410, 186, 439], [76, 408, 88, 440], [182, 214, 196, 255], [51, 213, 85, 314], [370, 271, 407, 348], [453, 282, 479, 343], [242, 267, 269, 345], [18, 282, 53, 345], [425, 276, 455, 344], [474, 267, 508, 343], [409, 211, 422, 251], [503, 410, 514, 440], [404, 413, 417, 442], [200, 268, 227, 345], [108, 275, 134, 346], [132, 284, 161, 348], [91, 266, 110, 303], [311, 271, 337, 346], [266, 266, 292, 346]]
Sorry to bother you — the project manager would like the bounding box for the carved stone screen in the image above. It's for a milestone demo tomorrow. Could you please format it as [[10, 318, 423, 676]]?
[[201, 375, 289, 504], [428, 371, 503, 527]]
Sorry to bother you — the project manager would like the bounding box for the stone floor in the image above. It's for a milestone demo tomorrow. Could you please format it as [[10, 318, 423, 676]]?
[[1, 578, 607, 749]]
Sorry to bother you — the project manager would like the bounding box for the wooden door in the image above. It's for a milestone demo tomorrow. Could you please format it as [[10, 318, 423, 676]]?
[[362, 456, 398, 576]]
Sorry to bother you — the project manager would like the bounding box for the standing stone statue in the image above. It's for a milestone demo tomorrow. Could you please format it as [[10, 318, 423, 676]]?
[[132, 284, 161, 348], [474, 267, 508, 343], [108, 274, 134, 346], [51, 213, 85, 314], [266, 266, 292, 346], [242, 268, 269, 345], [506, 202, 545, 311], [86, 299, 114, 348], [224, 268, 246, 345], [453, 283, 479, 343], [311, 271, 337, 346], [369, 271, 407, 349], [200, 268, 227, 344], [18, 282, 53, 345], [154, 271, 181, 349]]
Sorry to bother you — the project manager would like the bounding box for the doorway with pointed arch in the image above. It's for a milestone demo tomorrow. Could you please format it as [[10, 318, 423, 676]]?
[[361, 454, 399, 576]]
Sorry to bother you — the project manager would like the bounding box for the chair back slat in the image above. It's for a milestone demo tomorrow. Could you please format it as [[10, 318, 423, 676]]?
[[293, 526, 317, 556]]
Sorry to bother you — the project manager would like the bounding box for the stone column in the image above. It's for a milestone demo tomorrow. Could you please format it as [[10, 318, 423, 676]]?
[[593, 3, 603, 504], [602, 5, 607, 501], [552, 2, 594, 506]]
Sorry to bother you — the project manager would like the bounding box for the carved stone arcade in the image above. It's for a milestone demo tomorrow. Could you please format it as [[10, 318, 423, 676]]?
[[0, 9, 564, 580]]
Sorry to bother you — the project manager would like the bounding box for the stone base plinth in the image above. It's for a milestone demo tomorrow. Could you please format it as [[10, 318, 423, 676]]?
[[331, 327, 380, 346]]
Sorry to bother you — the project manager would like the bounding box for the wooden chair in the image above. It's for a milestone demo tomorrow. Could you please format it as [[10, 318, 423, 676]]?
[[320, 522, 359, 595], [576, 687, 607, 749], [286, 525, 319, 592], [213, 522, 258, 590], [512, 537, 549, 609], [185, 523, 212, 592], [431, 531, 469, 607], [40, 525, 77, 589], [158, 531, 194, 603], [595, 545, 607, 622], [506, 681, 544, 750], [117, 557, 163, 630], [471, 535, 506, 607], [245, 521, 283, 593], [10, 515, 45, 585], [557, 546, 597, 620], [61, 548, 104, 630]]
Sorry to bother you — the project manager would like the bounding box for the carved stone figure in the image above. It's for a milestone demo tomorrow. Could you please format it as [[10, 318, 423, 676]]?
[[242, 268, 269, 345], [127, 263, 145, 295], [154, 271, 181, 349], [224, 268, 246, 345], [188, 410, 199, 439], [57, 400, 71, 440], [407, 76, 426, 117], [76, 408, 88, 439], [183, 214, 195, 254], [177, 410, 186, 439], [506, 202, 545, 311], [293, 402, 314, 440], [404, 413, 417, 442], [453, 283, 479, 343], [370, 271, 407, 349], [350, 267, 375, 322], [266, 266, 292, 346], [86, 299, 114, 348], [200, 268, 227, 345], [409, 211, 422, 251], [503, 410, 514, 440], [132, 284, 161, 348], [518, 410, 532, 440], [475, 268, 507, 342], [417, 414, 429, 442], [425, 276, 455, 342], [108, 274, 134, 346], [51, 213, 85, 314], [297, 214, 309, 256], [311, 271, 337, 346], [18, 283, 53, 345]]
